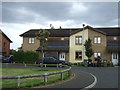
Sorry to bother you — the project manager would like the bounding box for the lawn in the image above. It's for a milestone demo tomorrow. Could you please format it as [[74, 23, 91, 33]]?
[[2, 68, 69, 88], [2, 68, 58, 76]]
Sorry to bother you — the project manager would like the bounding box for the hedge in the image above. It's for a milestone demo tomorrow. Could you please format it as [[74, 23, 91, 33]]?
[[11, 50, 38, 64]]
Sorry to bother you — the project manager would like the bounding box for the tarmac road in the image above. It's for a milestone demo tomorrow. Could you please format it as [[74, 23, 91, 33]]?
[[2, 63, 119, 89], [45, 66, 119, 89]]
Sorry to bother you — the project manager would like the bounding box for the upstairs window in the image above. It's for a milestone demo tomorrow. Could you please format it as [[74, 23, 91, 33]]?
[[94, 37, 101, 44], [75, 36, 82, 45], [29, 38, 35, 44]]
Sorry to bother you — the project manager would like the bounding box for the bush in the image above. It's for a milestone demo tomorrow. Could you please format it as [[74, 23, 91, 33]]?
[[11, 50, 38, 64]]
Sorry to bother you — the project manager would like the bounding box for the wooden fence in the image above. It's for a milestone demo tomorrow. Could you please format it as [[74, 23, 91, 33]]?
[[1, 67, 71, 88]]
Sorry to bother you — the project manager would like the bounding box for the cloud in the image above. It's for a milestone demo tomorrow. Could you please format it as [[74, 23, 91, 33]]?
[[1, 2, 118, 49], [2, 2, 118, 26], [1, 23, 49, 50]]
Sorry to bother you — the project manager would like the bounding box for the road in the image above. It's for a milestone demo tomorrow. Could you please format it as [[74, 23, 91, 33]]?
[[77, 67, 119, 88], [46, 66, 119, 89], [2, 63, 119, 89]]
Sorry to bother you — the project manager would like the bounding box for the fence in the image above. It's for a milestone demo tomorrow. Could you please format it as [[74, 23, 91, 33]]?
[[1, 67, 71, 88], [2, 63, 68, 68]]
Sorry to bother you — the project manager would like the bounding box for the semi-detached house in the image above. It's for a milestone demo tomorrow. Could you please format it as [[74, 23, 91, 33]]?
[[20, 25, 120, 65]]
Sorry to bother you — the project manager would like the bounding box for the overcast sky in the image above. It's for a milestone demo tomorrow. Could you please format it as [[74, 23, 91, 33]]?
[[1, 2, 118, 50]]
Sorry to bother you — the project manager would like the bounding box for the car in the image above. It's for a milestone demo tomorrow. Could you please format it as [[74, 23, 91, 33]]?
[[2, 55, 14, 63], [36, 57, 67, 65]]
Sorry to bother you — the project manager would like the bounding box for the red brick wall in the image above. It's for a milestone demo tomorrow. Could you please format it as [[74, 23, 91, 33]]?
[[2, 35, 10, 56]]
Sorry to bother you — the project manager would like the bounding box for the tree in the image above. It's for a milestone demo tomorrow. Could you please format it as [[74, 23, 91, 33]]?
[[36, 29, 50, 69], [84, 38, 94, 59]]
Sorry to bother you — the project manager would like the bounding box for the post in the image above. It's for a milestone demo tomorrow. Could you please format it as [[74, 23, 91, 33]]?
[[68, 70, 71, 77], [61, 72, 64, 80], [57, 64, 59, 70], [25, 64, 26, 68], [17, 76, 21, 88], [44, 73, 48, 85], [82, 24, 85, 62], [41, 47, 44, 70], [45, 64, 46, 68]]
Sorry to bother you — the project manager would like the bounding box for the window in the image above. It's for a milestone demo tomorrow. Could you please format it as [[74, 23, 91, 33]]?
[[75, 36, 82, 45], [29, 38, 35, 44], [94, 37, 97, 43], [113, 37, 117, 40], [98, 37, 101, 43], [113, 53, 118, 59], [94, 52, 101, 58], [61, 38, 64, 40], [75, 51, 82, 60], [94, 37, 101, 44]]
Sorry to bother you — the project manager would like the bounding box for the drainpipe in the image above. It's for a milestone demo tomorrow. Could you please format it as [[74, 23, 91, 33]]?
[[82, 24, 85, 62]]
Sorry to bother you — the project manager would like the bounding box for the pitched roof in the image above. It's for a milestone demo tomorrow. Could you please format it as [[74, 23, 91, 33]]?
[[20, 26, 119, 37], [20, 28, 79, 37], [95, 27, 119, 36], [70, 25, 106, 35], [0, 30, 12, 43]]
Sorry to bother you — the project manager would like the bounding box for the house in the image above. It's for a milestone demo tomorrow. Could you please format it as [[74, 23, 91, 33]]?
[[20, 25, 119, 65], [0, 30, 12, 56]]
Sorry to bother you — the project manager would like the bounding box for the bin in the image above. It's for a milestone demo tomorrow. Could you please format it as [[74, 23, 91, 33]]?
[[84, 59, 88, 67], [103, 59, 107, 67]]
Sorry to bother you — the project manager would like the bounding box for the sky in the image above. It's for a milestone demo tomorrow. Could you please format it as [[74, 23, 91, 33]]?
[[1, 1, 119, 50]]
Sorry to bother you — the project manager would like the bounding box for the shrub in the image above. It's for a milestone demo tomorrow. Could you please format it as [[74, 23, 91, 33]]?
[[12, 50, 38, 64]]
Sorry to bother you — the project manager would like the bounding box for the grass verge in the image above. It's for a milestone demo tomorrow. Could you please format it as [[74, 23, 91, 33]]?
[[2, 68, 70, 88]]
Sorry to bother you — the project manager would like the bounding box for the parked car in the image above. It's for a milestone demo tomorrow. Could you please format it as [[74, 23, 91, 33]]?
[[36, 57, 67, 65], [2, 55, 14, 63]]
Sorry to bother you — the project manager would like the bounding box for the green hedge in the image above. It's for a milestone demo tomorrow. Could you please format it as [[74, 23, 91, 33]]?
[[11, 50, 38, 64]]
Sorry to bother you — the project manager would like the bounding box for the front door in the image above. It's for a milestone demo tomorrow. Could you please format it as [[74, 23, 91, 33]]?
[[59, 52, 65, 61], [112, 53, 118, 65]]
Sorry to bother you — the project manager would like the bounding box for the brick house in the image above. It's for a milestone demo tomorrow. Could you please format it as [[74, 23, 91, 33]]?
[[20, 25, 119, 65], [0, 30, 12, 56]]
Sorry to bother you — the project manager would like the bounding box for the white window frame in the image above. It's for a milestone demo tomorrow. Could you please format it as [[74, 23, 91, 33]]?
[[94, 37, 101, 44], [94, 37, 97, 44], [113, 37, 117, 40], [94, 53, 97, 58], [75, 37, 79, 44], [75, 36, 82, 44], [29, 38, 35, 44], [61, 37, 64, 40], [79, 37, 82, 44], [94, 52, 101, 58], [98, 37, 101, 44], [59, 52, 65, 61]]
